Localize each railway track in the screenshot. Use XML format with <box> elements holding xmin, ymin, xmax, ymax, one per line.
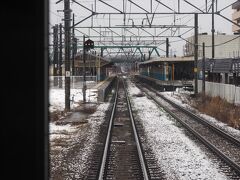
<box><xmin>135</xmin><ymin>80</ymin><xmax>240</xmax><ymax>178</ymax></box>
<box><xmin>88</xmin><ymin>77</ymin><xmax>166</xmax><ymax>179</ymax></box>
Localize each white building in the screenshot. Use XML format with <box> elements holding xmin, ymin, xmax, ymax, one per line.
<box><xmin>184</xmin><ymin>33</ymin><xmax>240</xmax><ymax>58</ymax></box>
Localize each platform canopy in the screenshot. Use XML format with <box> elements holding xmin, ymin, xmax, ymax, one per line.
<box><xmin>138</xmin><ymin>56</ymin><xmax>195</xmax><ymax>65</ymax></box>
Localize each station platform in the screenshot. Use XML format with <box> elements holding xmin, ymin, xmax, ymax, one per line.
<box><xmin>135</xmin><ymin>74</ymin><xmax>193</xmax><ymax>91</ymax></box>
<box><xmin>94</xmin><ymin>76</ymin><xmax>117</xmax><ymax>102</ymax></box>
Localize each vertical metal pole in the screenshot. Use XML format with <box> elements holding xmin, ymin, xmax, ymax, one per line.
<box><xmin>194</xmin><ymin>13</ymin><xmax>198</xmax><ymax>95</ymax></box>
<box><xmin>178</xmin><ymin>0</ymin><xmax>180</xmax><ymax>13</ymax></box>
<box><xmin>215</xmin><ymin>0</ymin><xmax>217</xmax><ymax>12</ymax></box>
<box><xmin>53</xmin><ymin>24</ymin><xmax>59</xmax><ymax>86</ymax></box>
<box><xmin>166</xmin><ymin>38</ymin><xmax>169</xmax><ymax>57</ymax></box>
<box><xmin>64</xmin><ymin>0</ymin><xmax>71</xmax><ymax>111</ymax></box>
<box><xmin>151</xmin><ymin>0</ymin><xmax>152</xmax><ymax>13</ymax></box>
<box><xmin>172</xmin><ymin>64</ymin><xmax>174</xmax><ymax>81</ymax></box>
<box><xmin>212</xmin><ymin>0</ymin><xmax>215</xmax><ymax>59</ymax></box>
<box><xmin>72</xmin><ymin>13</ymin><xmax>75</xmax><ymax>76</ymax></box>
<box><xmin>202</xmin><ymin>42</ymin><xmax>205</xmax><ymax>97</ymax></box>
<box><xmin>101</xmin><ymin>47</ymin><xmax>103</xmax><ymax>57</ymax></box>
<box><xmin>83</xmin><ymin>35</ymin><xmax>86</xmax><ymax>103</ymax></box>
<box><xmin>95</xmin><ymin>0</ymin><xmax>97</xmax><ymax>12</ymax></box>
<box><xmin>98</xmin><ymin>55</ymin><xmax>100</xmax><ymax>81</ymax></box>
<box><xmin>59</xmin><ymin>23</ymin><xmax>63</xmax><ymax>88</ymax></box>
<box><xmin>206</xmin><ymin>0</ymin><xmax>207</xmax><ymax>12</ymax></box>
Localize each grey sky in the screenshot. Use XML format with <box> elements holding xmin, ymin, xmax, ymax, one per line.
<box><xmin>50</xmin><ymin>0</ymin><xmax>237</xmax><ymax>56</ymax></box>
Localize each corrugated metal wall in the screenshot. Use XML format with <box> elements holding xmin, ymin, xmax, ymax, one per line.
<box><xmin>198</xmin><ymin>80</ymin><xmax>240</xmax><ymax>105</ymax></box>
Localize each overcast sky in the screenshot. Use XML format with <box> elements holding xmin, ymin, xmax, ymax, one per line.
<box><xmin>50</xmin><ymin>0</ymin><xmax>237</xmax><ymax>56</ymax></box>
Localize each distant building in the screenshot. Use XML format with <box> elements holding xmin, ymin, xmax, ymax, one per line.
<box><xmin>232</xmin><ymin>1</ymin><xmax>240</xmax><ymax>33</ymax></box>
<box><xmin>184</xmin><ymin>33</ymin><xmax>240</xmax><ymax>58</ymax></box>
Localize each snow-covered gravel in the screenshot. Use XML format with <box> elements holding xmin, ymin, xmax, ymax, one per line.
<box><xmin>49</xmin><ymin>88</ymin><xmax>97</xmax><ymax>112</ymax></box>
<box><xmin>50</xmin><ymin>102</ymin><xmax>110</xmax><ymax>179</ymax></box>
<box><xmin>49</xmin><ymin>77</ymin><xmax>239</xmax><ymax>179</ymax></box>
<box><xmin>160</xmin><ymin>90</ymin><xmax>240</xmax><ymax>140</ymax></box>
<box><xmin>127</xmin><ymin>80</ymin><xmax>229</xmax><ymax>180</ymax></box>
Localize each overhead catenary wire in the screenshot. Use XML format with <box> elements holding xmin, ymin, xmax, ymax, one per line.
<box><xmin>178</xmin><ymin>35</ymin><xmax>240</xmax><ymax>48</ymax></box>
<box><xmin>52</xmin><ymin>0</ymin><xmax>239</xmax><ymax>58</ymax></box>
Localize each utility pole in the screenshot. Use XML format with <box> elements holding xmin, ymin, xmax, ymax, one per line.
<box><xmin>100</xmin><ymin>48</ymin><xmax>104</xmax><ymax>57</ymax></box>
<box><xmin>53</xmin><ymin>24</ymin><xmax>59</xmax><ymax>86</ymax></box>
<box><xmin>194</xmin><ymin>13</ymin><xmax>198</xmax><ymax>95</ymax></box>
<box><xmin>202</xmin><ymin>42</ymin><xmax>205</xmax><ymax>99</ymax></box>
<box><xmin>72</xmin><ymin>13</ymin><xmax>75</xmax><ymax>76</ymax></box>
<box><xmin>83</xmin><ymin>35</ymin><xmax>87</xmax><ymax>103</ymax></box>
<box><xmin>59</xmin><ymin>23</ymin><xmax>63</xmax><ymax>88</ymax></box>
<box><xmin>166</xmin><ymin>38</ymin><xmax>169</xmax><ymax>57</ymax></box>
<box><xmin>212</xmin><ymin>0</ymin><xmax>215</xmax><ymax>59</ymax></box>
<box><xmin>64</xmin><ymin>0</ymin><xmax>71</xmax><ymax>111</ymax></box>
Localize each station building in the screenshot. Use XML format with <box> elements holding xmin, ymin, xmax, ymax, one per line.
<box><xmin>74</xmin><ymin>51</ymin><xmax>116</xmax><ymax>81</ymax></box>
<box><xmin>198</xmin><ymin>57</ymin><xmax>240</xmax><ymax>86</ymax></box>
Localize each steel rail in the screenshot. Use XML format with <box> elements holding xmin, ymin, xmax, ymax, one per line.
<box><xmin>159</xmin><ymin>92</ymin><xmax>240</xmax><ymax>147</ymax></box>
<box><xmin>136</xmin><ymin>83</ymin><xmax>240</xmax><ymax>175</ymax></box>
<box><xmin>123</xmin><ymin>79</ymin><xmax>150</xmax><ymax>180</ymax></box>
<box><xmin>98</xmin><ymin>79</ymin><xmax>119</xmax><ymax>180</ymax></box>
<box><xmin>147</xmin><ymin>84</ymin><xmax>240</xmax><ymax>147</ymax></box>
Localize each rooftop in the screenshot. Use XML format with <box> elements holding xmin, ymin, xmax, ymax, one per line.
<box><xmin>138</xmin><ymin>56</ymin><xmax>194</xmax><ymax>65</ymax></box>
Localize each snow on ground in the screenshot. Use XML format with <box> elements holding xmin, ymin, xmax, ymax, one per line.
<box><xmin>49</xmin><ymin>81</ymin><xmax>111</xmax><ymax>178</ymax></box>
<box><xmin>50</xmin><ymin>101</ymin><xmax>110</xmax><ymax>179</ymax></box>
<box><xmin>49</xmin><ymin>88</ymin><xmax>97</xmax><ymax>112</ymax></box>
<box><xmin>49</xmin><ymin>123</ymin><xmax>78</xmax><ymax>141</ymax></box>
<box><xmin>160</xmin><ymin>89</ymin><xmax>194</xmax><ymax>110</ymax></box>
<box><xmin>127</xmin><ymin>80</ymin><xmax>229</xmax><ymax>180</ymax></box>
<box><xmin>198</xmin><ymin>113</ymin><xmax>240</xmax><ymax>139</ymax></box>
<box><xmin>160</xmin><ymin>89</ymin><xmax>240</xmax><ymax>139</ymax></box>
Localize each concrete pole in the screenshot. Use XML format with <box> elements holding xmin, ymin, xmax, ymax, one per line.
<box><xmin>59</xmin><ymin>23</ymin><xmax>63</xmax><ymax>88</ymax></box>
<box><xmin>83</xmin><ymin>35</ymin><xmax>86</xmax><ymax>103</ymax></box>
<box><xmin>72</xmin><ymin>13</ymin><xmax>75</xmax><ymax>76</ymax></box>
<box><xmin>202</xmin><ymin>42</ymin><xmax>205</xmax><ymax>97</ymax></box>
<box><xmin>194</xmin><ymin>13</ymin><xmax>199</xmax><ymax>95</ymax></box>
<box><xmin>166</xmin><ymin>38</ymin><xmax>169</xmax><ymax>58</ymax></box>
<box><xmin>212</xmin><ymin>0</ymin><xmax>215</xmax><ymax>59</ymax></box>
<box><xmin>53</xmin><ymin>24</ymin><xmax>59</xmax><ymax>86</ymax></box>
<box><xmin>64</xmin><ymin>0</ymin><xmax>71</xmax><ymax>111</ymax></box>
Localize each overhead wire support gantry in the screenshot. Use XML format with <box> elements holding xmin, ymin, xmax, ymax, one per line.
<box><xmin>53</xmin><ymin>0</ymin><xmax>240</xmax><ymax>110</ymax></box>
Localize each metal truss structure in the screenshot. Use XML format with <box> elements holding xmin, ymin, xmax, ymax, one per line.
<box><xmin>55</xmin><ymin>0</ymin><xmax>238</xmax><ymax>61</ymax></box>
<box><xmin>52</xmin><ymin>0</ymin><xmax>240</xmax><ymax>110</ymax></box>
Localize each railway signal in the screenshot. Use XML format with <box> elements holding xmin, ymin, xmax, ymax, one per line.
<box><xmin>83</xmin><ymin>36</ymin><xmax>94</xmax><ymax>103</ymax></box>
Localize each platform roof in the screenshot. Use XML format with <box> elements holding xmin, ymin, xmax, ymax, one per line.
<box><xmin>138</xmin><ymin>56</ymin><xmax>195</xmax><ymax>65</ymax></box>
<box><xmin>75</xmin><ymin>53</ymin><xmax>113</xmax><ymax>67</ymax></box>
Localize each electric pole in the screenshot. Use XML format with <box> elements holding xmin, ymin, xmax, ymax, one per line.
<box><xmin>202</xmin><ymin>42</ymin><xmax>205</xmax><ymax>99</ymax></box>
<box><xmin>72</xmin><ymin>13</ymin><xmax>75</xmax><ymax>76</ymax></box>
<box><xmin>212</xmin><ymin>0</ymin><xmax>215</xmax><ymax>59</ymax></box>
<box><xmin>53</xmin><ymin>24</ymin><xmax>59</xmax><ymax>86</ymax></box>
<box><xmin>59</xmin><ymin>23</ymin><xmax>63</xmax><ymax>88</ymax></box>
<box><xmin>64</xmin><ymin>0</ymin><xmax>71</xmax><ymax>111</ymax></box>
<box><xmin>194</xmin><ymin>13</ymin><xmax>198</xmax><ymax>95</ymax></box>
<box><xmin>83</xmin><ymin>35</ymin><xmax>86</xmax><ymax>103</ymax></box>
<box><xmin>166</xmin><ymin>38</ymin><xmax>169</xmax><ymax>57</ymax></box>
